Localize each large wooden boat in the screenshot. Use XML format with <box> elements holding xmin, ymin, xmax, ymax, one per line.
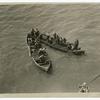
<box><xmin>40</xmin><ymin>34</ymin><xmax>85</xmax><ymax>55</ymax></box>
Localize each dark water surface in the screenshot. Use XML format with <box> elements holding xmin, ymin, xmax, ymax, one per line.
<box><xmin>0</xmin><ymin>4</ymin><xmax>100</xmax><ymax>93</ymax></box>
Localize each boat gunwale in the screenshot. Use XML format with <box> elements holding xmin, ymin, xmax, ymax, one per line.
<box><xmin>40</xmin><ymin>39</ymin><xmax>85</xmax><ymax>55</ymax></box>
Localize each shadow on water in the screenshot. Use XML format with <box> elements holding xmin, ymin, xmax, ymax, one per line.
<box><xmin>47</xmin><ymin>62</ymin><xmax>53</xmax><ymax>74</ymax></box>
<box><xmin>31</xmin><ymin>60</ymin><xmax>53</xmax><ymax>75</ymax></box>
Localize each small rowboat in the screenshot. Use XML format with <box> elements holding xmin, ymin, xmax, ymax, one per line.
<box><xmin>40</xmin><ymin>34</ymin><xmax>85</xmax><ymax>56</ymax></box>
<box><xmin>27</xmin><ymin>46</ymin><xmax>51</xmax><ymax>72</ymax></box>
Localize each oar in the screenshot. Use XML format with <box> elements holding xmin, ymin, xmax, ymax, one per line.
<box><xmin>27</xmin><ymin>46</ymin><xmax>31</xmax><ymax>57</ymax></box>
<box><xmin>87</xmin><ymin>74</ymin><xmax>100</xmax><ymax>85</ymax></box>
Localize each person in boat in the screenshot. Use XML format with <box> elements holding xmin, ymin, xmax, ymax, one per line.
<box><xmin>27</xmin><ymin>28</ymin><xmax>36</xmax><ymax>44</ymax></box>
<box><xmin>57</xmin><ymin>37</ymin><xmax>60</xmax><ymax>44</ymax></box>
<box><xmin>48</xmin><ymin>37</ymin><xmax>53</xmax><ymax>44</ymax></box>
<box><xmin>37</xmin><ymin>47</ymin><xmax>48</xmax><ymax>64</ymax></box>
<box><xmin>39</xmin><ymin>34</ymin><xmax>43</xmax><ymax>39</ymax></box>
<box><xmin>34</xmin><ymin>40</ymin><xmax>42</xmax><ymax>50</ymax></box>
<box><xmin>59</xmin><ymin>37</ymin><xmax>61</xmax><ymax>44</ymax></box>
<box><xmin>63</xmin><ymin>38</ymin><xmax>67</xmax><ymax>44</ymax></box>
<box><xmin>30</xmin><ymin>45</ymin><xmax>35</xmax><ymax>56</ymax></box>
<box><xmin>35</xmin><ymin>28</ymin><xmax>40</xmax><ymax>37</ymax></box>
<box><xmin>38</xmin><ymin>54</ymin><xmax>47</xmax><ymax>64</ymax></box>
<box><xmin>79</xmin><ymin>82</ymin><xmax>89</xmax><ymax>93</ymax></box>
<box><xmin>53</xmin><ymin>34</ymin><xmax>59</xmax><ymax>44</ymax></box>
<box><xmin>29</xmin><ymin>40</ymin><xmax>41</xmax><ymax>56</ymax></box>
<box><xmin>60</xmin><ymin>37</ymin><xmax>64</xmax><ymax>45</ymax></box>
<box><xmin>60</xmin><ymin>37</ymin><xmax>67</xmax><ymax>45</ymax></box>
<box><xmin>31</xmin><ymin>28</ymin><xmax>35</xmax><ymax>37</ymax></box>
<box><xmin>53</xmin><ymin>33</ymin><xmax>57</xmax><ymax>39</ymax></box>
<box><xmin>27</xmin><ymin>33</ymin><xmax>33</xmax><ymax>46</ymax></box>
<box><xmin>56</xmin><ymin>35</ymin><xmax>60</xmax><ymax>44</ymax></box>
<box><xmin>38</xmin><ymin>48</ymin><xmax>47</xmax><ymax>56</ymax></box>
<box><xmin>67</xmin><ymin>43</ymin><xmax>72</xmax><ymax>50</ymax></box>
<box><xmin>47</xmin><ymin>35</ymin><xmax>50</xmax><ymax>40</ymax></box>
<box><xmin>73</xmin><ymin>39</ymin><xmax>79</xmax><ymax>50</ymax></box>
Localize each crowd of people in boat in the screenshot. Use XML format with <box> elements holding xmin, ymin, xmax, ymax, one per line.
<box><xmin>27</xmin><ymin>28</ymin><xmax>49</xmax><ymax>64</ymax></box>
<box><xmin>44</xmin><ymin>32</ymin><xmax>80</xmax><ymax>51</ymax></box>
<box><xmin>27</xmin><ymin>28</ymin><xmax>83</xmax><ymax>64</ymax></box>
<box><xmin>27</xmin><ymin>28</ymin><xmax>81</xmax><ymax>52</ymax></box>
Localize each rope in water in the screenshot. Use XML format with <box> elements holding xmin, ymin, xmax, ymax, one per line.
<box><xmin>88</xmin><ymin>74</ymin><xmax>100</xmax><ymax>85</ymax></box>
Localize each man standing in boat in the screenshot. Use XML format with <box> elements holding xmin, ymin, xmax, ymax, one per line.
<box><xmin>73</xmin><ymin>39</ymin><xmax>80</xmax><ymax>50</ymax></box>
<box><xmin>27</xmin><ymin>28</ymin><xmax>37</xmax><ymax>45</ymax></box>
<box><xmin>53</xmin><ymin>33</ymin><xmax>57</xmax><ymax>39</ymax></box>
<box><xmin>35</xmin><ymin>28</ymin><xmax>40</xmax><ymax>37</ymax></box>
<box><xmin>31</xmin><ymin>28</ymin><xmax>35</xmax><ymax>37</ymax></box>
<box><xmin>27</xmin><ymin>32</ymin><xmax>33</xmax><ymax>46</ymax></box>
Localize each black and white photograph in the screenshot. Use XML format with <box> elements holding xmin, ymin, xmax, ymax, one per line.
<box><xmin>0</xmin><ymin>3</ymin><xmax>100</xmax><ymax>95</ymax></box>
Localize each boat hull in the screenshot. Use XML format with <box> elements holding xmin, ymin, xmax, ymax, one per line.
<box><xmin>27</xmin><ymin>46</ymin><xmax>51</xmax><ymax>72</ymax></box>
<box><xmin>40</xmin><ymin>34</ymin><xmax>85</xmax><ymax>56</ymax></box>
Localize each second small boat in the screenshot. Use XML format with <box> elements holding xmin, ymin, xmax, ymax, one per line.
<box><xmin>27</xmin><ymin>44</ymin><xmax>51</xmax><ymax>72</ymax></box>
